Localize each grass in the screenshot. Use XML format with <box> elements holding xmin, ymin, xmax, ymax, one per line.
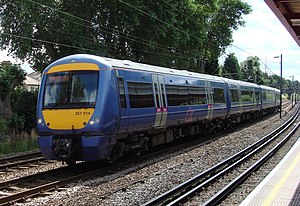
<box><xmin>0</xmin><ymin>130</ymin><xmax>38</xmax><ymax>157</ymax></box>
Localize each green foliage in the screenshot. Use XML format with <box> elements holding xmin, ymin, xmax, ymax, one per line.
<box><xmin>223</xmin><ymin>53</ymin><xmax>241</xmax><ymax>80</ymax></box>
<box><xmin>0</xmin><ymin>0</ymin><xmax>251</xmax><ymax>73</ymax></box>
<box><xmin>11</xmin><ymin>87</ymin><xmax>38</xmax><ymax>132</ymax></box>
<box><xmin>282</xmin><ymin>93</ymin><xmax>289</xmax><ymax>100</ymax></box>
<box><xmin>0</xmin><ymin>133</ymin><xmax>38</xmax><ymax>156</ymax></box>
<box><xmin>240</xmin><ymin>56</ymin><xmax>261</xmax><ymax>83</ymax></box>
<box><xmin>241</xmin><ymin>94</ymin><xmax>253</xmax><ymax>102</ymax></box>
<box><xmin>0</xmin><ymin>64</ymin><xmax>26</xmax><ymax>99</ymax></box>
<box><xmin>8</xmin><ymin>112</ymin><xmax>25</xmax><ymax>132</ymax></box>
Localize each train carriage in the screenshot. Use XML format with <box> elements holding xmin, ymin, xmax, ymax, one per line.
<box><xmin>36</xmin><ymin>54</ymin><xmax>279</xmax><ymax>163</ymax></box>
<box><xmin>260</xmin><ymin>85</ymin><xmax>280</xmax><ymax>113</ymax></box>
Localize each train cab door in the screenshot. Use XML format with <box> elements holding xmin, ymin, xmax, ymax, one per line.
<box><xmin>116</xmin><ymin>70</ymin><xmax>130</xmax><ymax>133</ymax></box>
<box><xmin>205</xmin><ymin>81</ymin><xmax>213</xmax><ymax>119</ymax></box>
<box><xmin>152</xmin><ymin>74</ymin><xmax>168</xmax><ymax>128</ymax></box>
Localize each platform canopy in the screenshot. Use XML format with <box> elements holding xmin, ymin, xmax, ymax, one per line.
<box><xmin>265</xmin><ymin>0</ymin><xmax>300</xmax><ymax>46</ymax></box>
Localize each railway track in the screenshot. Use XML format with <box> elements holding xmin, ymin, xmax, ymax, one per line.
<box><xmin>0</xmin><ymin>152</ymin><xmax>46</xmax><ymax>173</ymax></box>
<box><xmin>143</xmin><ymin>105</ymin><xmax>300</xmax><ymax>206</ymax></box>
<box><xmin>0</xmin><ymin>102</ymin><xmax>295</xmax><ymax>205</ymax></box>
<box><xmin>0</xmin><ymin>161</ymin><xmax>105</xmax><ymax>205</ymax></box>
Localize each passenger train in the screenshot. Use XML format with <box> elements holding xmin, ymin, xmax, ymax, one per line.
<box><xmin>36</xmin><ymin>54</ymin><xmax>280</xmax><ymax>164</ymax></box>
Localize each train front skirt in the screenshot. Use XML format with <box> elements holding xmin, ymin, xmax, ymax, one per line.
<box><xmin>37</xmin><ymin>135</ymin><xmax>116</xmax><ymax>161</ymax></box>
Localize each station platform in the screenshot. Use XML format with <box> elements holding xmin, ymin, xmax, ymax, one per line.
<box><xmin>240</xmin><ymin>138</ymin><xmax>300</xmax><ymax>206</ymax></box>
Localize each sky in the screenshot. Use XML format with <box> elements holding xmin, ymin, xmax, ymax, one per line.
<box><xmin>221</xmin><ymin>0</ymin><xmax>300</xmax><ymax>82</ymax></box>
<box><xmin>0</xmin><ymin>0</ymin><xmax>300</xmax><ymax>81</ymax></box>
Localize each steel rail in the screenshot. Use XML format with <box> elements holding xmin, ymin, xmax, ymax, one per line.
<box><xmin>0</xmin><ymin>151</ymin><xmax>42</xmax><ymax>164</ymax></box>
<box><xmin>203</xmin><ymin>121</ymin><xmax>300</xmax><ymax>205</ymax></box>
<box><xmin>0</xmin><ymin>157</ymin><xmax>45</xmax><ymax>171</ymax></box>
<box><xmin>0</xmin><ymin>166</ymin><xmax>70</xmax><ymax>190</ymax></box>
<box><xmin>0</xmin><ymin>168</ymin><xmax>105</xmax><ymax>205</ymax></box>
<box><xmin>143</xmin><ymin>105</ymin><xmax>299</xmax><ymax>206</ymax></box>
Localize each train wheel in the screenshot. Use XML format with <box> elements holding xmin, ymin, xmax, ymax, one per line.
<box><xmin>109</xmin><ymin>142</ymin><xmax>126</xmax><ymax>163</ymax></box>
<box><xmin>65</xmin><ymin>161</ymin><xmax>76</xmax><ymax>166</ymax></box>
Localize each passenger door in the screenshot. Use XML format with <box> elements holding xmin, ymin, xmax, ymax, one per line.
<box><xmin>116</xmin><ymin>70</ymin><xmax>130</xmax><ymax>134</ymax></box>
<box><xmin>152</xmin><ymin>74</ymin><xmax>168</xmax><ymax>127</ymax></box>
<box><xmin>205</xmin><ymin>81</ymin><xmax>213</xmax><ymax>119</ymax></box>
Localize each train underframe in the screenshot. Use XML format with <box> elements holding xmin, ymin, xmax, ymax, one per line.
<box><xmin>110</xmin><ymin>107</ymin><xmax>278</xmax><ymax>162</ymax></box>
<box><xmin>41</xmin><ymin>107</ymin><xmax>278</xmax><ymax>165</ymax></box>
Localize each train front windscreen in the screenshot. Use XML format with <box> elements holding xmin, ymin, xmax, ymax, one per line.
<box><xmin>43</xmin><ymin>71</ymin><xmax>99</xmax><ymax>109</ymax></box>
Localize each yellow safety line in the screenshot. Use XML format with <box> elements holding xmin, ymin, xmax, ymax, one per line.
<box><xmin>262</xmin><ymin>147</ymin><xmax>300</xmax><ymax>206</ymax></box>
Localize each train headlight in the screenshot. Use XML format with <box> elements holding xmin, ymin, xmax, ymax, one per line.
<box><xmin>38</xmin><ymin>118</ymin><xmax>43</xmax><ymax>124</ymax></box>
<box><xmin>93</xmin><ymin>117</ymin><xmax>100</xmax><ymax>124</ymax></box>
<box><xmin>89</xmin><ymin>117</ymin><xmax>100</xmax><ymax>126</ymax></box>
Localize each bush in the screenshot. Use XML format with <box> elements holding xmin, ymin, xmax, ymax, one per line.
<box><xmin>0</xmin><ymin>131</ymin><xmax>38</xmax><ymax>156</ymax></box>
<box><xmin>11</xmin><ymin>87</ymin><xmax>38</xmax><ymax>132</ymax></box>
<box><xmin>9</xmin><ymin>112</ymin><xmax>25</xmax><ymax>132</ymax></box>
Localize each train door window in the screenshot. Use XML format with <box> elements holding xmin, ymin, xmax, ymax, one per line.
<box><xmin>212</xmin><ymin>88</ymin><xmax>225</xmax><ymax>103</ymax></box>
<box><xmin>255</xmin><ymin>90</ymin><xmax>260</xmax><ymax>103</ymax></box>
<box><xmin>128</xmin><ymin>82</ymin><xmax>154</xmax><ymax>108</ymax></box>
<box><xmin>160</xmin><ymin>83</ymin><xmax>167</xmax><ymax>107</ymax></box>
<box><xmin>118</xmin><ymin>78</ymin><xmax>127</xmax><ymax>109</ymax></box>
<box><xmin>154</xmin><ymin>83</ymin><xmax>159</xmax><ymax>107</ymax></box>
<box><xmin>229</xmin><ymin>89</ymin><xmax>239</xmax><ymax>102</ymax></box>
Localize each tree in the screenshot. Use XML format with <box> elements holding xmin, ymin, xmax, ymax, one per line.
<box><xmin>0</xmin><ymin>63</ymin><xmax>26</xmax><ymax>119</ymax></box>
<box><xmin>223</xmin><ymin>53</ymin><xmax>241</xmax><ymax>80</ymax></box>
<box><xmin>240</xmin><ymin>56</ymin><xmax>263</xmax><ymax>83</ymax></box>
<box><xmin>203</xmin><ymin>0</ymin><xmax>251</xmax><ymax>71</ymax></box>
<box><xmin>0</xmin><ymin>0</ymin><xmax>251</xmax><ymax>73</ymax></box>
<box><xmin>11</xmin><ymin>87</ymin><xmax>38</xmax><ymax>132</ymax></box>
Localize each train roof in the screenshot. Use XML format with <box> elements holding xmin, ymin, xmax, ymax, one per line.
<box><xmin>49</xmin><ymin>54</ymin><xmax>279</xmax><ymax>92</ymax></box>
<box><xmin>221</xmin><ymin>77</ymin><xmax>260</xmax><ymax>88</ymax></box>
<box><xmin>260</xmin><ymin>84</ymin><xmax>280</xmax><ymax>92</ymax></box>
<box><xmin>105</xmin><ymin>57</ymin><xmax>225</xmax><ymax>82</ymax></box>
<box><xmin>60</xmin><ymin>54</ymin><xmax>225</xmax><ymax>83</ymax></box>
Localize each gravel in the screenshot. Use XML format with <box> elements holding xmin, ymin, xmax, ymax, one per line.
<box><xmin>0</xmin><ymin>161</ymin><xmax>64</xmax><ymax>182</ymax></box>
<box><xmin>12</xmin><ymin>105</ymin><xmax>296</xmax><ymax>206</ymax></box>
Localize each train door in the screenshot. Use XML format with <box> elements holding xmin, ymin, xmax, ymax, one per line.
<box><xmin>152</xmin><ymin>74</ymin><xmax>168</xmax><ymax>127</ymax></box>
<box><xmin>205</xmin><ymin>81</ymin><xmax>213</xmax><ymax>119</ymax></box>
<box><xmin>116</xmin><ymin>70</ymin><xmax>130</xmax><ymax>133</ymax></box>
<box><xmin>237</xmin><ymin>84</ymin><xmax>242</xmax><ymax>113</ymax></box>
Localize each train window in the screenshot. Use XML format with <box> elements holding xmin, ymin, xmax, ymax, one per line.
<box><xmin>154</xmin><ymin>83</ymin><xmax>159</xmax><ymax>107</ymax></box>
<box><xmin>229</xmin><ymin>89</ymin><xmax>239</xmax><ymax>102</ymax></box>
<box><xmin>160</xmin><ymin>84</ymin><xmax>167</xmax><ymax>107</ymax></box>
<box><xmin>166</xmin><ymin>85</ymin><xmax>206</xmax><ymax>106</ymax></box>
<box><xmin>166</xmin><ymin>85</ymin><xmax>188</xmax><ymax>106</ymax></box>
<box><xmin>70</xmin><ymin>72</ymin><xmax>98</xmax><ymax>103</ymax></box>
<box><xmin>44</xmin><ymin>72</ymin><xmax>69</xmax><ymax>106</ymax></box>
<box><xmin>118</xmin><ymin>78</ymin><xmax>127</xmax><ymax>109</ymax></box>
<box><xmin>262</xmin><ymin>90</ymin><xmax>275</xmax><ymax>101</ymax></box>
<box><xmin>188</xmin><ymin>87</ymin><xmax>206</xmax><ymax>105</ymax></box>
<box><xmin>262</xmin><ymin>91</ymin><xmax>267</xmax><ymax>100</ymax></box>
<box><xmin>127</xmin><ymin>82</ymin><xmax>154</xmax><ymax>108</ymax></box>
<box><xmin>241</xmin><ymin>90</ymin><xmax>255</xmax><ymax>102</ymax></box>
<box><xmin>255</xmin><ymin>91</ymin><xmax>260</xmax><ymax>103</ymax></box>
<box><xmin>212</xmin><ymin>88</ymin><xmax>225</xmax><ymax>104</ymax></box>
<box><xmin>43</xmin><ymin>71</ymin><xmax>98</xmax><ymax>108</ymax></box>
<box><xmin>267</xmin><ymin>91</ymin><xmax>275</xmax><ymax>101</ymax></box>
